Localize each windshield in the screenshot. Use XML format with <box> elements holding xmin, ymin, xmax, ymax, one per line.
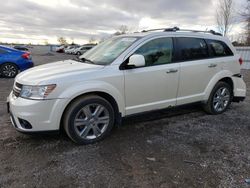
<box><xmin>79</xmin><ymin>37</ymin><xmax>139</xmax><ymax>65</ymax></box>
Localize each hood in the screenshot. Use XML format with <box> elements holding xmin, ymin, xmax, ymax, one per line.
<box><xmin>16</xmin><ymin>59</ymin><xmax>104</xmax><ymax>85</ymax></box>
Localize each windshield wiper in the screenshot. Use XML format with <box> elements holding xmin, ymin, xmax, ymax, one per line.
<box><xmin>81</xmin><ymin>57</ymin><xmax>95</xmax><ymax>64</ymax></box>
<box><xmin>72</xmin><ymin>57</ymin><xmax>95</xmax><ymax>64</ymax></box>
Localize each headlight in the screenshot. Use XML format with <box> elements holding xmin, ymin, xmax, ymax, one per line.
<box><xmin>20</xmin><ymin>84</ymin><xmax>56</xmax><ymax>100</ymax></box>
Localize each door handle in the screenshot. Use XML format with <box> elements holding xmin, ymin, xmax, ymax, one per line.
<box><xmin>208</xmin><ymin>64</ymin><xmax>217</xmax><ymax>68</ymax></box>
<box><xmin>166</xmin><ymin>69</ymin><xmax>178</xmax><ymax>73</ymax></box>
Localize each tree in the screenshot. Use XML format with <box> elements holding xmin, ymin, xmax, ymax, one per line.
<box><xmin>89</xmin><ymin>36</ymin><xmax>96</xmax><ymax>44</ymax></box>
<box><xmin>57</xmin><ymin>37</ymin><xmax>68</xmax><ymax>45</ymax></box>
<box><xmin>114</xmin><ymin>25</ymin><xmax>129</xmax><ymax>35</ymax></box>
<box><xmin>216</xmin><ymin>0</ymin><xmax>234</xmax><ymax>36</ymax></box>
<box><xmin>71</xmin><ymin>37</ymin><xmax>75</xmax><ymax>45</ymax></box>
<box><xmin>240</xmin><ymin>0</ymin><xmax>250</xmax><ymax>45</ymax></box>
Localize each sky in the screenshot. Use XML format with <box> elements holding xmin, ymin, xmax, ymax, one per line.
<box><xmin>0</xmin><ymin>0</ymin><xmax>247</xmax><ymax>44</ymax></box>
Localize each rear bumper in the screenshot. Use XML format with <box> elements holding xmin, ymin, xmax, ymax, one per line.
<box><xmin>232</xmin><ymin>76</ymin><xmax>247</xmax><ymax>98</ymax></box>
<box><xmin>18</xmin><ymin>60</ymin><xmax>34</xmax><ymax>71</ymax></box>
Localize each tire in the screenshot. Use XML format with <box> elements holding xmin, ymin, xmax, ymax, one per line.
<box><xmin>63</xmin><ymin>95</ymin><xmax>115</xmax><ymax>144</ymax></box>
<box><xmin>76</xmin><ymin>51</ymin><xmax>81</xmax><ymax>56</ymax></box>
<box><xmin>0</xmin><ymin>63</ymin><xmax>19</xmax><ymax>78</ymax></box>
<box><xmin>203</xmin><ymin>81</ymin><xmax>233</xmax><ymax>115</ymax></box>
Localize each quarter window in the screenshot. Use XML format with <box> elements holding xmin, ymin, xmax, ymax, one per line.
<box><xmin>134</xmin><ymin>38</ymin><xmax>173</xmax><ymax>66</ymax></box>
<box><xmin>176</xmin><ymin>37</ymin><xmax>209</xmax><ymax>61</ymax></box>
<box><xmin>207</xmin><ymin>40</ymin><xmax>233</xmax><ymax>57</ymax></box>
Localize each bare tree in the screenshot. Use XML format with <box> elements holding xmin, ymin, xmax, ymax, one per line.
<box><xmin>240</xmin><ymin>0</ymin><xmax>250</xmax><ymax>45</ymax></box>
<box><xmin>71</xmin><ymin>37</ymin><xmax>75</xmax><ymax>45</ymax></box>
<box><xmin>216</xmin><ymin>0</ymin><xmax>234</xmax><ymax>36</ymax></box>
<box><xmin>57</xmin><ymin>37</ymin><xmax>68</xmax><ymax>45</ymax></box>
<box><xmin>89</xmin><ymin>36</ymin><xmax>96</xmax><ymax>44</ymax></box>
<box><xmin>114</xmin><ymin>25</ymin><xmax>129</xmax><ymax>35</ymax></box>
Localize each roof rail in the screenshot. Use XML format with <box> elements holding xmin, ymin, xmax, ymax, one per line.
<box><xmin>141</xmin><ymin>27</ymin><xmax>223</xmax><ymax>36</ymax></box>
<box><xmin>141</xmin><ymin>27</ymin><xmax>180</xmax><ymax>32</ymax></box>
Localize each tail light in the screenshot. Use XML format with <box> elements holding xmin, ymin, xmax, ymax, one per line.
<box><xmin>21</xmin><ymin>52</ymin><xmax>30</xmax><ymax>59</ymax></box>
<box><xmin>239</xmin><ymin>57</ymin><xmax>243</xmax><ymax>65</ymax></box>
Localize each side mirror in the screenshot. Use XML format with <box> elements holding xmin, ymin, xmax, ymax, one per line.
<box><xmin>127</xmin><ymin>54</ymin><xmax>145</xmax><ymax>68</ymax></box>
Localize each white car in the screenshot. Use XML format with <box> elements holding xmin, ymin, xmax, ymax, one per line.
<box><xmin>63</xmin><ymin>46</ymin><xmax>71</xmax><ymax>54</ymax></box>
<box><xmin>74</xmin><ymin>45</ymin><xmax>95</xmax><ymax>55</ymax></box>
<box><xmin>7</xmin><ymin>27</ymin><xmax>246</xmax><ymax>144</ymax></box>
<box><xmin>67</xmin><ymin>46</ymin><xmax>79</xmax><ymax>54</ymax></box>
<box><xmin>64</xmin><ymin>46</ymin><xmax>79</xmax><ymax>54</ymax></box>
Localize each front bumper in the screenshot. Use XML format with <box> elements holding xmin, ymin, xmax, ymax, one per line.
<box><xmin>8</xmin><ymin>92</ymin><xmax>68</xmax><ymax>132</ymax></box>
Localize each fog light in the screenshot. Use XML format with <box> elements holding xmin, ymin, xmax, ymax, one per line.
<box><xmin>18</xmin><ymin>118</ymin><xmax>32</xmax><ymax>129</ymax></box>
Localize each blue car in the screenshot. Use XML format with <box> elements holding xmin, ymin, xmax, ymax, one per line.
<box><xmin>0</xmin><ymin>45</ymin><xmax>34</xmax><ymax>78</ymax></box>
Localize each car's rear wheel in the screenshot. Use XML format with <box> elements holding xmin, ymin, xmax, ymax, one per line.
<box><xmin>63</xmin><ymin>95</ymin><xmax>115</xmax><ymax>144</ymax></box>
<box><xmin>0</xmin><ymin>63</ymin><xmax>19</xmax><ymax>78</ymax></box>
<box><xmin>203</xmin><ymin>81</ymin><xmax>232</xmax><ymax>114</ymax></box>
<box><xmin>76</xmin><ymin>51</ymin><xmax>81</xmax><ymax>56</ymax></box>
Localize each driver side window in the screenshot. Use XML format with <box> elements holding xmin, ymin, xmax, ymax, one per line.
<box><xmin>134</xmin><ymin>38</ymin><xmax>173</xmax><ymax>67</ymax></box>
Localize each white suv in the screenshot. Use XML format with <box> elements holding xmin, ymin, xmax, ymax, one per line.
<box><xmin>7</xmin><ymin>28</ymin><xmax>246</xmax><ymax>144</ymax></box>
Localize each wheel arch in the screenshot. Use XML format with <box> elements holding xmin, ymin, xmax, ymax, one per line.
<box><xmin>204</xmin><ymin>70</ymin><xmax>235</xmax><ymax>101</ymax></box>
<box><xmin>60</xmin><ymin>91</ymin><xmax>122</xmax><ymax>131</ymax></box>
<box><xmin>218</xmin><ymin>77</ymin><xmax>234</xmax><ymax>92</ymax></box>
<box><xmin>0</xmin><ymin>62</ymin><xmax>20</xmax><ymax>69</ymax></box>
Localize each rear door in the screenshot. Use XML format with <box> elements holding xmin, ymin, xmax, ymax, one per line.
<box><xmin>123</xmin><ymin>37</ymin><xmax>180</xmax><ymax>115</ymax></box>
<box><xmin>206</xmin><ymin>39</ymin><xmax>236</xmax><ymax>73</ymax></box>
<box><xmin>176</xmin><ymin>37</ymin><xmax>221</xmax><ymax>105</ymax></box>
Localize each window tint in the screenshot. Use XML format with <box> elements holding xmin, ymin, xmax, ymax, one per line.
<box><xmin>207</xmin><ymin>40</ymin><xmax>233</xmax><ymax>57</ymax></box>
<box><xmin>177</xmin><ymin>37</ymin><xmax>209</xmax><ymax>61</ymax></box>
<box><xmin>134</xmin><ymin>38</ymin><xmax>173</xmax><ymax>66</ymax></box>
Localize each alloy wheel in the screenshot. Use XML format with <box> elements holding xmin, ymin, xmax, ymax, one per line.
<box><xmin>2</xmin><ymin>64</ymin><xmax>18</xmax><ymax>78</ymax></box>
<box><xmin>73</xmin><ymin>103</ymin><xmax>110</xmax><ymax>140</ymax></box>
<box><xmin>212</xmin><ymin>87</ymin><xmax>230</xmax><ymax>112</ymax></box>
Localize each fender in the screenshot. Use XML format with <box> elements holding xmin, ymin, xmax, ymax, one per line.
<box><xmin>57</xmin><ymin>80</ymin><xmax>125</xmax><ymax>116</ymax></box>
<box><xmin>203</xmin><ymin>70</ymin><xmax>233</xmax><ymax>101</ymax></box>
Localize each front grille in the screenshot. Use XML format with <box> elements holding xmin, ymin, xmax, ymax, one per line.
<box><xmin>13</xmin><ymin>82</ymin><xmax>22</xmax><ymax>97</ymax></box>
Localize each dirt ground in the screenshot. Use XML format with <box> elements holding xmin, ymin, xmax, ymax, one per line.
<box><xmin>0</xmin><ymin>47</ymin><xmax>250</xmax><ymax>188</ymax></box>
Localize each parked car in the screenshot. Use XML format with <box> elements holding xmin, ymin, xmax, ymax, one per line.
<box><xmin>65</xmin><ymin>45</ymin><xmax>80</xmax><ymax>54</ymax></box>
<box><xmin>13</xmin><ymin>46</ymin><xmax>29</xmax><ymax>52</ymax></box>
<box><xmin>64</xmin><ymin>46</ymin><xmax>74</xmax><ymax>54</ymax></box>
<box><xmin>56</xmin><ymin>45</ymin><xmax>66</xmax><ymax>53</ymax></box>
<box><xmin>0</xmin><ymin>45</ymin><xmax>33</xmax><ymax>78</ymax></box>
<box><xmin>74</xmin><ymin>44</ymin><xmax>96</xmax><ymax>55</ymax></box>
<box><xmin>7</xmin><ymin>27</ymin><xmax>246</xmax><ymax>144</ymax></box>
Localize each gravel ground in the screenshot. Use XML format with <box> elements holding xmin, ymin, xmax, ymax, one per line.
<box><xmin>0</xmin><ymin>47</ymin><xmax>250</xmax><ymax>188</ymax></box>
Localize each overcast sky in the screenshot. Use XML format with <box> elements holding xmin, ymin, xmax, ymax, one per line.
<box><xmin>0</xmin><ymin>0</ymin><xmax>247</xmax><ymax>44</ymax></box>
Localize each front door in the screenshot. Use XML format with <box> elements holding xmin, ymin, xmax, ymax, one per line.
<box><xmin>123</xmin><ymin>37</ymin><xmax>180</xmax><ymax>115</ymax></box>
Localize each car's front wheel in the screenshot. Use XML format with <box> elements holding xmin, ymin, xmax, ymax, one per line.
<box><xmin>63</xmin><ymin>95</ymin><xmax>115</xmax><ymax>144</ymax></box>
<box><xmin>203</xmin><ymin>81</ymin><xmax>232</xmax><ymax>114</ymax></box>
<box><xmin>76</xmin><ymin>51</ymin><xmax>81</xmax><ymax>56</ymax></box>
<box><xmin>0</xmin><ymin>63</ymin><xmax>19</xmax><ymax>78</ymax></box>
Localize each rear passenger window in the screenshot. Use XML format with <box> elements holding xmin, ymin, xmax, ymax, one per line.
<box><xmin>134</xmin><ymin>37</ymin><xmax>173</xmax><ymax>66</ymax></box>
<box><xmin>206</xmin><ymin>40</ymin><xmax>233</xmax><ymax>57</ymax></box>
<box><xmin>177</xmin><ymin>38</ymin><xmax>209</xmax><ymax>61</ymax></box>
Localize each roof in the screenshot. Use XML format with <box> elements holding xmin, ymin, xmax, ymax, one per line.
<box><xmin>0</xmin><ymin>45</ymin><xmax>19</xmax><ymax>52</ymax></box>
